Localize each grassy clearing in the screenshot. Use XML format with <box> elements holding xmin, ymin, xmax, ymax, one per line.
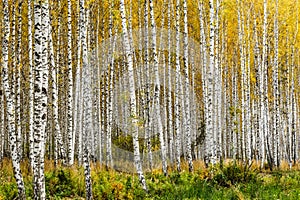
<box><xmin>1</xmin><ymin>159</ymin><xmax>300</xmax><ymax>199</ymax></box>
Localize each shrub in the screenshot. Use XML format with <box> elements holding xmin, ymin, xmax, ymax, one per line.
<box><xmin>45</xmin><ymin>168</ymin><xmax>79</xmax><ymax>198</ymax></box>
<box><xmin>211</xmin><ymin>162</ymin><xmax>259</xmax><ymax>187</ymax></box>
<box><xmin>0</xmin><ymin>182</ymin><xmax>18</xmax><ymax>200</ymax></box>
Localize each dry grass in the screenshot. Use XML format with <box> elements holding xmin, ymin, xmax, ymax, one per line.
<box><xmin>1</xmin><ymin>157</ymin><xmax>300</xmax><ymax>175</ymax></box>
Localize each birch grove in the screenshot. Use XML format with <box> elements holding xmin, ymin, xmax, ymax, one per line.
<box><xmin>0</xmin><ymin>0</ymin><xmax>300</xmax><ymax>198</ymax></box>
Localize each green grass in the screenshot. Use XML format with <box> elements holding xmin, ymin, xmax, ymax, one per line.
<box><xmin>1</xmin><ymin>159</ymin><xmax>300</xmax><ymax>199</ymax></box>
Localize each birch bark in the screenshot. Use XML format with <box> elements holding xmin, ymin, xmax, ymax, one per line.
<box><xmin>261</xmin><ymin>0</ymin><xmax>268</xmax><ymax>168</ymax></box>
<box><xmin>33</xmin><ymin>0</ymin><xmax>49</xmax><ymax>198</ymax></box>
<box><xmin>120</xmin><ymin>0</ymin><xmax>148</xmax><ymax>191</ymax></box>
<box><xmin>2</xmin><ymin>0</ymin><xmax>26</xmax><ymax>198</ymax></box>
<box><xmin>183</xmin><ymin>0</ymin><xmax>193</xmax><ymax>172</ymax></box>
<box><xmin>149</xmin><ymin>0</ymin><xmax>168</xmax><ymax>176</ymax></box>
<box><xmin>167</xmin><ymin>0</ymin><xmax>174</xmax><ymax>168</ymax></box>
<box><xmin>81</xmin><ymin>0</ymin><xmax>93</xmax><ymax>198</ymax></box>
<box><xmin>67</xmin><ymin>0</ymin><xmax>74</xmax><ymax>165</ymax></box>
<box><xmin>49</xmin><ymin>9</ymin><xmax>66</xmax><ymax>165</ymax></box>
<box><xmin>75</xmin><ymin>0</ymin><xmax>84</xmax><ymax>165</ymax></box>
<box><xmin>144</xmin><ymin>0</ymin><xmax>153</xmax><ymax>171</ymax></box>
<box><xmin>16</xmin><ymin>0</ymin><xmax>22</xmax><ymax>160</ymax></box>
<box><xmin>206</xmin><ymin>0</ymin><xmax>216</xmax><ymax>165</ymax></box>
<box><xmin>273</xmin><ymin>0</ymin><xmax>280</xmax><ymax>167</ymax></box>
<box><xmin>175</xmin><ymin>0</ymin><xmax>182</xmax><ymax>172</ymax></box>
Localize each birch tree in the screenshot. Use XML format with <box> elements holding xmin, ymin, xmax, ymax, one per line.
<box><xmin>206</xmin><ymin>0</ymin><xmax>216</xmax><ymax>165</ymax></box>
<box><xmin>183</xmin><ymin>0</ymin><xmax>194</xmax><ymax>172</ymax></box>
<box><xmin>67</xmin><ymin>0</ymin><xmax>74</xmax><ymax>166</ymax></box>
<box><xmin>32</xmin><ymin>0</ymin><xmax>50</xmax><ymax>198</ymax></box>
<box><xmin>120</xmin><ymin>0</ymin><xmax>147</xmax><ymax>191</ymax></box>
<box><xmin>175</xmin><ymin>0</ymin><xmax>182</xmax><ymax>172</ymax></box>
<box><xmin>144</xmin><ymin>0</ymin><xmax>153</xmax><ymax>170</ymax></box>
<box><xmin>106</xmin><ymin>0</ymin><xmax>115</xmax><ymax>168</ymax></box>
<box><xmin>27</xmin><ymin>0</ymin><xmax>35</xmax><ymax>169</ymax></box>
<box><xmin>167</xmin><ymin>0</ymin><xmax>174</xmax><ymax>168</ymax></box>
<box><xmin>253</xmin><ymin>11</ymin><xmax>262</xmax><ymax>164</ymax></box>
<box><xmin>16</xmin><ymin>0</ymin><xmax>22</xmax><ymax>160</ymax></box>
<box><xmin>198</xmin><ymin>0</ymin><xmax>209</xmax><ymax>162</ymax></box>
<box><xmin>149</xmin><ymin>0</ymin><xmax>168</xmax><ymax>176</ymax></box>
<box><xmin>0</xmin><ymin>89</ymin><xmax>3</xmax><ymax>162</ymax></box>
<box><xmin>80</xmin><ymin>0</ymin><xmax>93</xmax><ymax>198</ymax></box>
<box><xmin>261</xmin><ymin>0</ymin><xmax>268</xmax><ymax>168</ymax></box>
<box><xmin>237</xmin><ymin>0</ymin><xmax>247</xmax><ymax>162</ymax></box>
<box><xmin>2</xmin><ymin>0</ymin><xmax>26</xmax><ymax>198</ymax></box>
<box><xmin>49</xmin><ymin>2</ymin><xmax>66</xmax><ymax>165</ymax></box>
<box><xmin>74</xmin><ymin>0</ymin><xmax>84</xmax><ymax>165</ymax></box>
<box><xmin>273</xmin><ymin>0</ymin><xmax>280</xmax><ymax>167</ymax></box>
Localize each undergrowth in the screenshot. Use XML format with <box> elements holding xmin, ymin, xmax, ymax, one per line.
<box><xmin>1</xmin><ymin>159</ymin><xmax>300</xmax><ymax>199</ymax></box>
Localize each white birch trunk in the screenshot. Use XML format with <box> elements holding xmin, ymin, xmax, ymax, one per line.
<box><xmin>81</xmin><ymin>0</ymin><xmax>93</xmax><ymax>198</ymax></box>
<box><xmin>167</xmin><ymin>0</ymin><xmax>174</xmax><ymax>168</ymax></box>
<box><xmin>255</xmin><ymin>10</ymin><xmax>265</xmax><ymax>167</ymax></box>
<box><xmin>206</xmin><ymin>0</ymin><xmax>216</xmax><ymax>165</ymax></box>
<box><xmin>214</xmin><ymin>0</ymin><xmax>222</xmax><ymax>162</ymax></box>
<box><xmin>120</xmin><ymin>0</ymin><xmax>147</xmax><ymax>191</ymax></box>
<box><xmin>86</xmin><ymin>8</ymin><xmax>96</xmax><ymax>160</ymax></box>
<box><xmin>0</xmin><ymin>90</ymin><xmax>3</xmax><ymax>161</ymax></box>
<box><xmin>67</xmin><ymin>0</ymin><xmax>74</xmax><ymax>166</ymax></box>
<box><xmin>49</xmin><ymin>11</ymin><xmax>66</xmax><ymax>165</ymax></box>
<box><xmin>246</xmin><ymin>12</ymin><xmax>252</xmax><ymax>164</ymax></box>
<box><xmin>273</xmin><ymin>0</ymin><xmax>280</xmax><ymax>167</ymax></box>
<box><xmin>237</xmin><ymin>0</ymin><xmax>246</xmax><ymax>162</ymax></box>
<box><xmin>16</xmin><ymin>0</ymin><xmax>22</xmax><ymax>161</ymax></box>
<box><xmin>198</xmin><ymin>0</ymin><xmax>209</xmax><ymax>163</ymax></box>
<box><xmin>232</xmin><ymin>64</ymin><xmax>238</xmax><ymax>160</ymax></box>
<box><xmin>261</xmin><ymin>0</ymin><xmax>268</xmax><ymax>168</ymax></box>
<box><xmin>253</xmin><ymin>13</ymin><xmax>262</xmax><ymax>164</ymax></box>
<box><xmin>33</xmin><ymin>0</ymin><xmax>49</xmax><ymax>198</ymax></box>
<box><xmin>291</xmin><ymin>70</ymin><xmax>296</xmax><ymax>164</ymax></box>
<box><xmin>106</xmin><ymin>1</ymin><xmax>115</xmax><ymax>167</ymax></box>
<box><xmin>96</xmin><ymin>4</ymin><xmax>102</xmax><ymax>164</ymax></box>
<box><xmin>183</xmin><ymin>0</ymin><xmax>193</xmax><ymax>172</ymax></box>
<box><xmin>2</xmin><ymin>0</ymin><xmax>26</xmax><ymax>198</ymax></box>
<box><xmin>27</xmin><ymin>0</ymin><xmax>35</xmax><ymax>169</ymax></box>
<box><xmin>144</xmin><ymin>0</ymin><xmax>153</xmax><ymax>171</ymax></box>
<box><xmin>149</xmin><ymin>0</ymin><xmax>168</xmax><ymax>176</ymax></box>
<box><xmin>75</xmin><ymin>0</ymin><xmax>84</xmax><ymax>165</ymax></box>
<box><xmin>175</xmin><ymin>0</ymin><xmax>182</xmax><ymax>172</ymax></box>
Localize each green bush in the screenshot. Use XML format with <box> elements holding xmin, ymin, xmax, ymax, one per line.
<box><xmin>211</xmin><ymin>162</ymin><xmax>259</xmax><ymax>187</ymax></box>
<box><xmin>45</xmin><ymin>168</ymin><xmax>79</xmax><ymax>198</ymax></box>
<box><xmin>0</xmin><ymin>182</ymin><xmax>18</xmax><ymax>200</ymax></box>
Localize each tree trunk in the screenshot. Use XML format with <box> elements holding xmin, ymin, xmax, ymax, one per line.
<box><xmin>206</xmin><ymin>0</ymin><xmax>216</xmax><ymax>165</ymax></box>
<box><xmin>32</xmin><ymin>0</ymin><xmax>50</xmax><ymax>198</ymax></box>
<box><xmin>67</xmin><ymin>0</ymin><xmax>74</xmax><ymax>166</ymax></box>
<box><xmin>149</xmin><ymin>0</ymin><xmax>168</xmax><ymax>176</ymax></box>
<box><xmin>273</xmin><ymin>0</ymin><xmax>280</xmax><ymax>167</ymax></box>
<box><xmin>120</xmin><ymin>0</ymin><xmax>148</xmax><ymax>191</ymax></box>
<box><xmin>183</xmin><ymin>0</ymin><xmax>193</xmax><ymax>172</ymax></box>
<box><xmin>2</xmin><ymin>0</ymin><xmax>26</xmax><ymax>198</ymax></box>
<box><xmin>49</xmin><ymin>7</ymin><xmax>66</xmax><ymax>165</ymax></box>
<box><xmin>81</xmin><ymin>0</ymin><xmax>93</xmax><ymax>198</ymax></box>
<box><xmin>175</xmin><ymin>0</ymin><xmax>182</xmax><ymax>172</ymax></box>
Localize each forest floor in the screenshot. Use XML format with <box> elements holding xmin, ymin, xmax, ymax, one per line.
<box><xmin>1</xmin><ymin>159</ymin><xmax>300</xmax><ymax>199</ymax></box>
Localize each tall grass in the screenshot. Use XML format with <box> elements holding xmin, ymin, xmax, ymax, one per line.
<box><xmin>1</xmin><ymin>159</ymin><xmax>300</xmax><ymax>199</ymax></box>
